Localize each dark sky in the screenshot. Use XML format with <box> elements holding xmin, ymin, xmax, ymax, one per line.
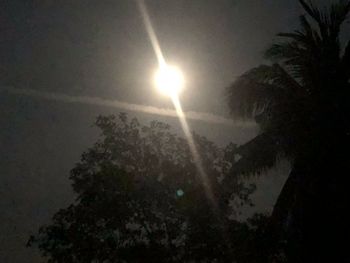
<box><xmin>0</xmin><ymin>0</ymin><xmax>335</xmax><ymax>262</ymax></box>
<box><xmin>1</xmin><ymin>0</ymin><xmax>302</xmax><ymax>113</ymax></box>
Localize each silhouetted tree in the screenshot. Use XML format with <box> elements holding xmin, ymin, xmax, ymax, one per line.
<box><xmin>28</xmin><ymin>113</ymin><xmax>264</xmax><ymax>263</ymax></box>
<box><xmin>226</xmin><ymin>1</ymin><xmax>350</xmax><ymax>262</ymax></box>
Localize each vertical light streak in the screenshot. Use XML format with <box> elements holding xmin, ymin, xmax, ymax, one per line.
<box><xmin>137</xmin><ymin>0</ymin><xmax>217</xmax><ymax>207</ymax></box>
<box><xmin>137</xmin><ymin>0</ymin><xmax>166</xmax><ymax>67</ymax></box>
<box><xmin>171</xmin><ymin>95</ymin><xmax>217</xmax><ymax>206</ymax></box>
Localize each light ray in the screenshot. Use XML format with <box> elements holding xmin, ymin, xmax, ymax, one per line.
<box><xmin>171</xmin><ymin>95</ymin><xmax>217</xmax><ymax>206</ymax></box>
<box><xmin>137</xmin><ymin>0</ymin><xmax>166</xmax><ymax>67</ymax></box>
<box><xmin>137</xmin><ymin>0</ymin><xmax>217</xmax><ymax>207</ymax></box>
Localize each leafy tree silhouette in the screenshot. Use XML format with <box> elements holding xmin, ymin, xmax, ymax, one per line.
<box><xmin>226</xmin><ymin>0</ymin><xmax>350</xmax><ymax>262</ymax></box>
<box><xmin>28</xmin><ymin>113</ymin><xmax>264</xmax><ymax>263</ymax></box>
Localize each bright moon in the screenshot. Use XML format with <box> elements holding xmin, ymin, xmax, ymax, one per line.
<box><xmin>154</xmin><ymin>64</ymin><xmax>185</xmax><ymax>97</ymax></box>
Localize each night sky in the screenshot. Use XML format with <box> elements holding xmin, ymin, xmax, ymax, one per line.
<box><xmin>0</xmin><ymin>1</ymin><xmax>329</xmax><ymax>262</ymax></box>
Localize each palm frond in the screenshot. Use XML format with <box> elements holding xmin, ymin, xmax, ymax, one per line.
<box><xmin>265</xmin><ymin>39</ymin><xmax>321</xmax><ymax>88</ymax></box>
<box><xmin>227</xmin><ymin>0</ymin><xmax>350</xmax><ymax>178</ymax></box>
<box><xmin>277</xmin><ymin>32</ymin><xmax>308</xmax><ymax>45</ymax></box>
<box><xmin>300</xmin><ymin>15</ymin><xmax>323</xmax><ymax>45</ymax></box>
<box><xmin>277</xmin><ymin>15</ymin><xmax>322</xmax><ymax>50</ymax></box>
<box><xmin>232</xmin><ymin>133</ymin><xmax>282</xmax><ymax>176</ymax></box>
<box><xmin>329</xmin><ymin>1</ymin><xmax>350</xmax><ymax>40</ymax></box>
<box><xmin>226</xmin><ymin>64</ymin><xmax>301</xmax><ymax>120</ymax></box>
<box><xmin>265</xmin><ymin>42</ymin><xmax>306</xmax><ymax>62</ymax></box>
<box><xmin>341</xmin><ymin>39</ymin><xmax>350</xmax><ymax>78</ymax></box>
<box><xmin>299</xmin><ymin>15</ymin><xmax>312</xmax><ymax>35</ymax></box>
<box><xmin>298</xmin><ymin>0</ymin><xmax>322</xmax><ymax>23</ymax></box>
<box><xmin>250</xmin><ymin>64</ymin><xmax>303</xmax><ymax>96</ymax></box>
<box><xmin>226</xmin><ymin>77</ymin><xmax>274</xmax><ymax>119</ymax></box>
<box><xmin>268</xmin><ymin>1</ymin><xmax>350</xmax><ymax>83</ymax></box>
<box><xmin>299</xmin><ymin>0</ymin><xmax>350</xmax><ymax>41</ymax></box>
<box><xmin>299</xmin><ymin>0</ymin><xmax>328</xmax><ymax>39</ymax></box>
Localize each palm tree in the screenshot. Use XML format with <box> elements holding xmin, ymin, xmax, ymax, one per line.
<box><xmin>226</xmin><ymin>1</ymin><xmax>350</xmax><ymax>262</ymax></box>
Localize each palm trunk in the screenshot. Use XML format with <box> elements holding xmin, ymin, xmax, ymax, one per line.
<box><xmin>263</xmin><ymin>164</ymin><xmax>301</xmax><ymax>262</ymax></box>
<box><xmin>266</xmin><ymin>151</ymin><xmax>350</xmax><ymax>262</ymax></box>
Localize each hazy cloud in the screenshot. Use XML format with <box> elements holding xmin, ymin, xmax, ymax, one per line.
<box><xmin>1</xmin><ymin>86</ymin><xmax>256</xmax><ymax>128</ymax></box>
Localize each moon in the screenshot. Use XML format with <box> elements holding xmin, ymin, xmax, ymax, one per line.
<box><xmin>154</xmin><ymin>64</ymin><xmax>185</xmax><ymax>97</ymax></box>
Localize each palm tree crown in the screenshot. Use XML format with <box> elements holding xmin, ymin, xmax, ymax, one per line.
<box><xmin>227</xmin><ymin>0</ymin><xmax>350</xmax><ymax>174</ymax></box>
<box><xmin>226</xmin><ymin>1</ymin><xmax>350</xmax><ymax>261</ymax></box>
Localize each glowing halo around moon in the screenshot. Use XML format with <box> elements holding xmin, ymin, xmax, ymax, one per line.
<box><xmin>154</xmin><ymin>64</ymin><xmax>185</xmax><ymax>97</ymax></box>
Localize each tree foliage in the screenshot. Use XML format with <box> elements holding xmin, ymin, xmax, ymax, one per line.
<box><xmin>28</xmin><ymin>113</ymin><xmax>264</xmax><ymax>263</ymax></box>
